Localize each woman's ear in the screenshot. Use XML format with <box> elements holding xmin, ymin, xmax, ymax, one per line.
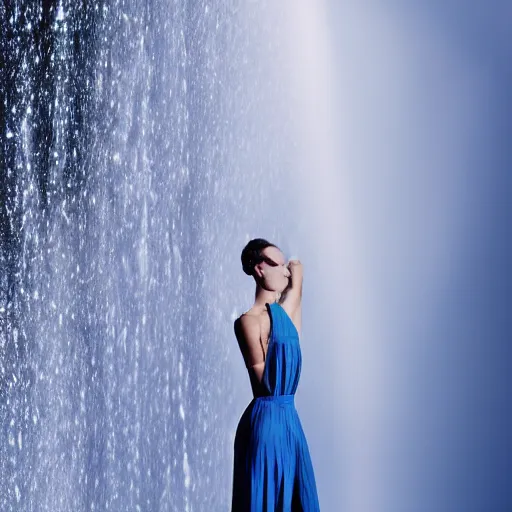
<box><xmin>254</xmin><ymin>263</ymin><xmax>264</xmax><ymax>279</ymax></box>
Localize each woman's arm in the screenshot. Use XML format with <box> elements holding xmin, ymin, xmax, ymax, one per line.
<box><xmin>234</xmin><ymin>315</ymin><xmax>267</xmax><ymax>384</ymax></box>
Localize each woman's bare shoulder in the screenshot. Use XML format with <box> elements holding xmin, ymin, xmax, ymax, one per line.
<box><xmin>234</xmin><ymin>312</ymin><xmax>258</xmax><ymax>339</ymax></box>
<box><xmin>234</xmin><ymin>304</ymin><xmax>268</xmax><ymax>341</ymax></box>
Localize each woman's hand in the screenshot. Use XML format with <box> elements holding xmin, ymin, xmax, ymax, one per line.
<box><xmin>287</xmin><ymin>259</ymin><xmax>302</xmax><ymax>273</ymax></box>
<box><xmin>286</xmin><ymin>259</ymin><xmax>303</xmax><ymax>283</ymax></box>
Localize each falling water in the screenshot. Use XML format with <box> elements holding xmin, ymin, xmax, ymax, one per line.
<box><xmin>0</xmin><ymin>1</ymin><xmax>296</xmax><ymax>510</ymax></box>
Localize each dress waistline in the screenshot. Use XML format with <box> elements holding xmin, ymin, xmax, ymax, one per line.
<box><xmin>253</xmin><ymin>394</ymin><xmax>295</xmax><ymax>405</ymax></box>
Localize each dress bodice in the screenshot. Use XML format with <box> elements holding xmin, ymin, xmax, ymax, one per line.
<box><xmin>259</xmin><ymin>302</ymin><xmax>302</xmax><ymax>397</ymax></box>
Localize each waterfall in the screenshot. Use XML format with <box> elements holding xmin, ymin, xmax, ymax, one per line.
<box><xmin>1</xmin><ymin>1</ymin><xmax>296</xmax><ymax>510</ymax></box>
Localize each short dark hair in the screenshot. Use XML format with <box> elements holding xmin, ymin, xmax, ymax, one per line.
<box><xmin>241</xmin><ymin>238</ymin><xmax>279</xmax><ymax>276</ymax></box>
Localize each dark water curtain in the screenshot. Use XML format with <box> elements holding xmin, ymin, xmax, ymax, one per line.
<box><xmin>0</xmin><ymin>1</ymin><xmax>257</xmax><ymax>510</ymax></box>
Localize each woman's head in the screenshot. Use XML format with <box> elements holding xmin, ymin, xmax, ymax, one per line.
<box><xmin>241</xmin><ymin>238</ymin><xmax>290</xmax><ymax>293</ymax></box>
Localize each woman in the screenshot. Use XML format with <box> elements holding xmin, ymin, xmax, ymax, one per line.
<box><xmin>231</xmin><ymin>238</ymin><xmax>321</xmax><ymax>511</ymax></box>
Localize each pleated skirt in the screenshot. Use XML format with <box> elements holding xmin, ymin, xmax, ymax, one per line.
<box><xmin>231</xmin><ymin>394</ymin><xmax>320</xmax><ymax>511</ymax></box>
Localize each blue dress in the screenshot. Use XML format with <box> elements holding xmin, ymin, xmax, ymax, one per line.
<box><xmin>231</xmin><ymin>302</ymin><xmax>321</xmax><ymax>511</ymax></box>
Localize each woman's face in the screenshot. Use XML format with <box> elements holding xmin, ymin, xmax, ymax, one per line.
<box><xmin>258</xmin><ymin>247</ymin><xmax>291</xmax><ymax>293</ymax></box>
